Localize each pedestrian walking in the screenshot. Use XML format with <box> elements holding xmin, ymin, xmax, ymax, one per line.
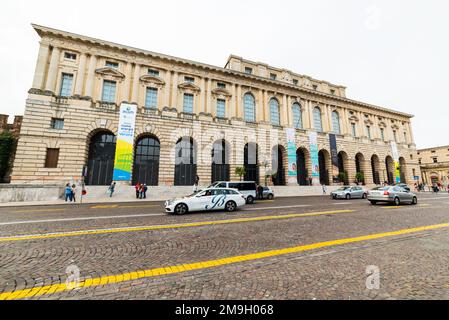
<box><xmin>135</xmin><ymin>182</ymin><xmax>141</xmax><ymax>199</ymax></box>
<box><xmin>71</xmin><ymin>184</ymin><xmax>77</xmax><ymax>203</ymax></box>
<box><xmin>139</xmin><ymin>184</ymin><xmax>144</xmax><ymax>199</ymax></box>
<box><xmin>257</xmin><ymin>184</ymin><xmax>264</xmax><ymax>200</ymax></box>
<box><xmin>108</xmin><ymin>182</ymin><xmax>116</xmax><ymax>197</ymax></box>
<box><xmin>142</xmin><ymin>184</ymin><xmax>148</xmax><ymax>199</ymax></box>
<box><xmin>322</xmin><ymin>184</ymin><xmax>327</xmax><ymax>195</ymax></box>
<box><xmin>65</xmin><ymin>183</ymin><xmax>72</xmax><ymax>202</ymax></box>
<box><xmin>308</xmin><ymin>177</ymin><xmax>312</xmax><ymax>186</ymax></box>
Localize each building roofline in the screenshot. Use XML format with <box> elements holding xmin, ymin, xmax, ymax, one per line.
<box><xmin>417</xmin><ymin>145</ymin><xmax>449</xmax><ymax>152</ymax></box>
<box><xmin>32</xmin><ymin>23</ymin><xmax>414</xmax><ymax>119</ymax></box>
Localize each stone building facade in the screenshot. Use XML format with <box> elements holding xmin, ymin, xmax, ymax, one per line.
<box><xmin>11</xmin><ymin>24</ymin><xmax>420</xmax><ymax>187</ymax></box>
<box><xmin>417</xmin><ymin>146</ymin><xmax>449</xmax><ymax>186</ymax></box>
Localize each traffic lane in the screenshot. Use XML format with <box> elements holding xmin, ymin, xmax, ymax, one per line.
<box><xmin>0</xmin><ymin>199</ymin><xmax>369</xmax><ymax>236</ymax></box>
<box><xmin>3</xmin><ymin>216</ymin><xmax>449</xmax><ymax>300</ymax></box>
<box><xmin>0</xmin><ymin>203</ymin><xmax>448</xmax><ymax>295</ymax></box>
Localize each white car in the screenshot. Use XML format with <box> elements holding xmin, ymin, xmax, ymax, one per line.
<box><xmin>165</xmin><ymin>188</ymin><xmax>247</xmax><ymax>215</ymax></box>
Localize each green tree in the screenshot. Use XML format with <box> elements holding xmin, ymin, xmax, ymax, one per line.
<box><xmin>0</xmin><ymin>132</ymin><xmax>14</xmax><ymax>182</ymax></box>
<box><xmin>338</xmin><ymin>171</ymin><xmax>347</xmax><ymax>185</ymax></box>
<box><xmin>235</xmin><ymin>167</ymin><xmax>246</xmax><ymax>181</ymax></box>
<box><xmin>355</xmin><ymin>172</ymin><xmax>365</xmax><ymax>185</ymax></box>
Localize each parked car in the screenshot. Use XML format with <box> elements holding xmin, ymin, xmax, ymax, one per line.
<box><xmin>261</xmin><ymin>186</ymin><xmax>275</xmax><ymax>200</ymax></box>
<box><xmin>209</xmin><ymin>181</ymin><xmax>257</xmax><ymax>204</ymax></box>
<box><xmin>165</xmin><ymin>188</ymin><xmax>247</xmax><ymax>215</ymax></box>
<box><xmin>395</xmin><ymin>183</ymin><xmax>411</xmax><ymax>192</ymax></box>
<box><xmin>331</xmin><ymin>186</ymin><xmax>367</xmax><ymax>200</ymax></box>
<box><xmin>367</xmin><ymin>186</ymin><xmax>418</xmax><ymax>206</ymax></box>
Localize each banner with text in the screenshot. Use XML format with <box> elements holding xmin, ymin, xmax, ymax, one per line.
<box><xmin>329</xmin><ymin>134</ymin><xmax>339</xmax><ymax>184</ymax></box>
<box><xmin>286</xmin><ymin>128</ymin><xmax>297</xmax><ymax>184</ymax></box>
<box><xmin>309</xmin><ymin>131</ymin><xmax>320</xmax><ymax>185</ymax></box>
<box><xmin>390</xmin><ymin>141</ymin><xmax>401</xmax><ymax>184</ymax></box>
<box><xmin>113</xmin><ymin>103</ymin><xmax>137</xmax><ymax>181</ymax></box>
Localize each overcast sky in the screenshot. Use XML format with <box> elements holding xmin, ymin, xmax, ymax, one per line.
<box><xmin>0</xmin><ymin>0</ymin><xmax>448</xmax><ymax>149</ymax></box>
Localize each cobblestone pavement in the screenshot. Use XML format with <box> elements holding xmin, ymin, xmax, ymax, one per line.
<box><xmin>0</xmin><ymin>193</ymin><xmax>448</xmax><ymax>300</ymax></box>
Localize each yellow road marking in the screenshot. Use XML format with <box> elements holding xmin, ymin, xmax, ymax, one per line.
<box><xmin>0</xmin><ymin>210</ymin><xmax>354</xmax><ymax>243</ymax></box>
<box><xmin>90</xmin><ymin>205</ymin><xmax>119</xmax><ymax>209</ymax></box>
<box><xmin>1</xmin><ymin>221</ymin><xmax>449</xmax><ymax>300</ymax></box>
<box><xmin>382</xmin><ymin>206</ymin><xmax>402</xmax><ymax>209</ymax></box>
<box><xmin>11</xmin><ymin>208</ymin><xmax>66</xmax><ymax>213</ymax></box>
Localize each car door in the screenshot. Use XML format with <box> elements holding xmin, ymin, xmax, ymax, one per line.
<box><xmin>207</xmin><ymin>189</ymin><xmax>228</xmax><ymax>211</ymax></box>
<box><xmin>355</xmin><ymin>187</ymin><xmax>364</xmax><ymax>198</ymax></box>
<box><xmin>192</xmin><ymin>190</ymin><xmax>213</xmax><ymax>211</ymax></box>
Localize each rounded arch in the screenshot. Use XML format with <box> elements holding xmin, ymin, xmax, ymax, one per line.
<box><xmin>132</xmin><ymin>134</ymin><xmax>160</xmax><ymax>186</ymax></box>
<box><xmin>269</xmin><ymin>98</ymin><xmax>280</xmax><ymax>126</ymax></box>
<box><xmin>296</xmin><ymin>147</ymin><xmax>310</xmax><ymax>185</ymax></box>
<box><xmin>371</xmin><ymin>154</ymin><xmax>381</xmax><ymax>185</ymax></box>
<box><xmin>338</xmin><ymin>151</ymin><xmax>349</xmax><ymax>184</ymax></box>
<box><xmin>244</xmin><ymin>142</ymin><xmax>259</xmax><ymax>184</ymax></box>
<box><xmin>292</xmin><ymin>103</ymin><xmax>303</xmax><ymax>129</ymax></box>
<box><xmin>211</xmin><ymin>139</ymin><xmax>231</xmax><ymax>183</ymax></box>
<box><xmin>271</xmin><ymin>145</ymin><xmax>287</xmax><ymax>186</ymax></box>
<box><xmin>85</xmin><ymin>130</ymin><xmax>117</xmax><ymax>186</ymax></box>
<box><xmin>313</xmin><ymin>107</ymin><xmax>323</xmax><ymax>132</ymax></box>
<box><xmin>318</xmin><ymin>149</ymin><xmax>331</xmax><ymax>186</ymax></box>
<box><xmin>355</xmin><ymin>152</ymin><xmax>366</xmax><ymax>185</ymax></box>
<box><xmin>331</xmin><ymin>111</ymin><xmax>341</xmax><ymax>134</ymax></box>
<box><xmin>174</xmin><ymin>136</ymin><xmax>197</xmax><ymax>186</ymax></box>
<box><xmin>385</xmin><ymin>155</ymin><xmax>395</xmax><ymax>185</ymax></box>
<box><xmin>243</xmin><ymin>92</ymin><xmax>256</xmax><ymax>122</ymax></box>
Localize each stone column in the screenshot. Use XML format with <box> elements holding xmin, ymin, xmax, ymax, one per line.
<box><xmin>207</xmin><ymin>78</ymin><xmax>212</xmax><ymax>114</ymax></box>
<box><xmin>303</xmin><ymin>100</ymin><xmax>310</xmax><ymax>129</ymax></box>
<box><xmin>343</xmin><ymin>108</ymin><xmax>351</xmax><ymax>136</ymax></box>
<box><xmin>164</xmin><ymin>70</ymin><xmax>171</xmax><ymax>108</ymax></box>
<box><xmin>45</xmin><ymin>47</ymin><xmax>61</xmax><ymax>93</ymax></box>
<box><xmin>263</xmin><ymin>90</ymin><xmax>269</xmax><ymax>121</ymax></box>
<box><xmin>85</xmin><ymin>55</ymin><xmax>98</xmax><ymax>98</ymax></box>
<box><xmin>32</xmin><ymin>42</ymin><xmax>50</xmax><ymax>90</ymax></box>
<box><xmin>122</xmin><ymin>62</ymin><xmax>133</xmax><ymax>103</ymax></box>
<box><xmin>282</xmin><ymin>95</ymin><xmax>288</xmax><ymax>127</ymax></box>
<box><xmin>131</xmin><ymin>64</ymin><xmax>141</xmax><ymax>103</ymax></box>
<box><xmin>171</xmin><ymin>72</ymin><xmax>179</xmax><ymax>110</ymax></box>
<box><xmin>200</xmin><ymin>78</ymin><xmax>206</xmax><ymax>113</ymax></box>
<box><xmin>230</xmin><ymin>84</ymin><xmax>236</xmax><ymax>118</ymax></box>
<box><xmin>286</xmin><ymin>97</ymin><xmax>293</xmax><ymax>127</ymax></box>
<box><xmin>74</xmin><ymin>53</ymin><xmax>87</xmax><ymax>97</ymax></box>
<box><xmin>326</xmin><ymin>105</ymin><xmax>333</xmax><ymax>132</ymax></box>
<box><xmin>237</xmin><ymin>85</ymin><xmax>242</xmax><ymax>118</ymax></box>
<box><xmin>257</xmin><ymin>90</ymin><xmax>264</xmax><ymax>122</ymax></box>
<box><xmin>308</xmin><ymin>101</ymin><xmax>314</xmax><ymax>130</ymax></box>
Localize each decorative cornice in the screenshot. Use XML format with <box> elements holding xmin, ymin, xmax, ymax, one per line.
<box><xmin>178</xmin><ymin>82</ymin><xmax>201</xmax><ymax>92</ymax></box>
<box><xmin>211</xmin><ymin>88</ymin><xmax>231</xmax><ymax>97</ymax></box>
<box><xmin>139</xmin><ymin>75</ymin><xmax>165</xmax><ymax>85</ymax></box>
<box><xmin>95</xmin><ymin>67</ymin><xmax>125</xmax><ymax>79</ymax></box>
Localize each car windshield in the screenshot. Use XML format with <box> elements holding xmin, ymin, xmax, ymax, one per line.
<box><xmin>337</xmin><ymin>187</ymin><xmax>350</xmax><ymax>191</ymax></box>
<box><xmin>187</xmin><ymin>190</ymin><xmax>203</xmax><ymax>197</ymax></box>
<box><xmin>372</xmin><ymin>187</ymin><xmax>390</xmax><ymax>191</ymax></box>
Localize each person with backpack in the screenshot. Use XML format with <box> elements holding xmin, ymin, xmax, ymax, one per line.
<box><xmin>71</xmin><ymin>184</ymin><xmax>77</xmax><ymax>203</ymax></box>
<box><xmin>142</xmin><ymin>184</ymin><xmax>148</xmax><ymax>199</ymax></box>
<box><xmin>108</xmin><ymin>182</ymin><xmax>116</xmax><ymax>197</ymax></box>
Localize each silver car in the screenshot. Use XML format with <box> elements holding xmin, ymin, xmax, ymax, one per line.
<box><xmin>331</xmin><ymin>186</ymin><xmax>367</xmax><ymax>200</ymax></box>
<box><xmin>367</xmin><ymin>186</ymin><xmax>418</xmax><ymax>206</ymax></box>
<box><xmin>261</xmin><ymin>186</ymin><xmax>274</xmax><ymax>200</ymax></box>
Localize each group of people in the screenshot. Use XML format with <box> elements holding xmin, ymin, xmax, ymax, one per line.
<box><xmin>134</xmin><ymin>182</ymin><xmax>148</xmax><ymax>199</ymax></box>
<box><xmin>64</xmin><ymin>183</ymin><xmax>77</xmax><ymax>202</ymax></box>
<box><xmin>414</xmin><ymin>182</ymin><xmax>449</xmax><ymax>193</ymax></box>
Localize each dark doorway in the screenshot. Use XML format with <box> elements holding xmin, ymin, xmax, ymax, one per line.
<box><xmin>211</xmin><ymin>140</ymin><xmax>230</xmax><ymax>183</ymax></box>
<box><xmin>174</xmin><ymin>137</ymin><xmax>197</xmax><ymax>186</ymax></box>
<box><xmin>244</xmin><ymin>143</ymin><xmax>259</xmax><ymax>184</ymax></box>
<box><xmin>296</xmin><ymin>148</ymin><xmax>307</xmax><ymax>186</ymax></box>
<box><xmin>386</xmin><ymin>156</ymin><xmax>394</xmax><ymax>185</ymax></box>
<box><xmin>132</xmin><ymin>135</ymin><xmax>160</xmax><ymax>186</ymax></box>
<box><xmin>371</xmin><ymin>155</ymin><xmax>380</xmax><ymax>185</ymax></box>
<box><xmin>318</xmin><ymin>150</ymin><xmax>329</xmax><ymax>185</ymax></box>
<box><xmin>272</xmin><ymin>146</ymin><xmax>285</xmax><ymax>186</ymax></box>
<box><xmin>86</xmin><ymin>131</ymin><xmax>116</xmax><ymax>186</ymax></box>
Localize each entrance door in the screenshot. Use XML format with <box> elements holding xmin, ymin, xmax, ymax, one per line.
<box><xmin>174</xmin><ymin>137</ymin><xmax>197</xmax><ymax>186</ymax></box>
<box><xmin>211</xmin><ymin>140</ymin><xmax>230</xmax><ymax>183</ymax></box>
<box><xmin>132</xmin><ymin>136</ymin><xmax>160</xmax><ymax>186</ymax></box>
<box><xmin>244</xmin><ymin>143</ymin><xmax>259</xmax><ymax>184</ymax></box>
<box><xmin>296</xmin><ymin>149</ymin><xmax>307</xmax><ymax>185</ymax></box>
<box><xmin>86</xmin><ymin>132</ymin><xmax>116</xmax><ymax>186</ymax></box>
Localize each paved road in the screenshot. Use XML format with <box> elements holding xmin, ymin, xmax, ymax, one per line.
<box><xmin>0</xmin><ymin>193</ymin><xmax>448</xmax><ymax>300</ymax></box>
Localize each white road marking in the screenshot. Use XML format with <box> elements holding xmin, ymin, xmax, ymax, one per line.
<box><xmin>0</xmin><ymin>213</ymin><xmax>165</xmax><ymax>226</ymax></box>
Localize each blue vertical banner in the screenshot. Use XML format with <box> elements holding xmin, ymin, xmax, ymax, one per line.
<box><xmin>309</xmin><ymin>131</ymin><xmax>320</xmax><ymax>185</ymax></box>
<box><xmin>286</xmin><ymin>128</ymin><xmax>297</xmax><ymax>184</ymax></box>
<box><xmin>329</xmin><ymin>134</ymin><xmax>339</xmax><ymax>184</ymax></box>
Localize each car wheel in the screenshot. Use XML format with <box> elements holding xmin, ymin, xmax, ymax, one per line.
<box><xmin>174</xmin><ymin>203</ymin><xmax>188</xmax><ymax>215</ymax></box>
<box><xmin>394</xmin><ymin>197</ymin><xmax>400</xmax><ymax>206</ymax></box>
<box><xmin>225</xmin><ymin>201</ymin><xmax>237</xmax><ymax>212</ymax></box>
<box><xmin>246</xmin><ymin>196</ymin><xmax>254</xmax><ymax>204</ymax></box>
<box><xmin>370</xmin><ymin>201</ymin><xmax>377</xmax><ymax>205</ymax></box>
<box><xmin>362</xmin><ymin>193</ymin><xmax>367</xmax><ymax>199</ymax></box>
<box><xmin>267</xmin><ymin>194</ymin><xmax>274</xmax><ymax>200</ymax></box>
<box><xmin>346</xmin><ymin>194</ymin><xmax>351</xmax><ymax>200</ymax></box>
<box><xmin>412</xmin><ymin>197</ymin><xmax>418</xmax><ymax>205</ymax></box>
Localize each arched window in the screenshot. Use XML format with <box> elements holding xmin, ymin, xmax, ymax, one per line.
<box><xmin>86</xmin><ymin>131</ymin><xmax>116</xmax><ymax>186</ymax></box>
<box><xmin>243</xmin><ymin>93</ymin><xmax>256</xmax><ymax>122</ymax></box>
<box><xmin>132</xmin><ymin>135</ymin><xmax>160</xmax><ymax>186</ymax></box>
<box><xmin>313</xmin><ymin>107</ymin><xmax>323</xmax><ymax>132</ymax></box>
<box><xmin>269</xmin><ymin>98</ymin><xmax>280</xmax><ymax>125</ymax></box>
<box><xmin>292</xmin><ymin>103</ymin><xmax>302</xmax><ymax>129</ymax></box>
<box><xmin>174</xmin><ymin>137</ymin><xmax>197</xmax><ymax>186</ymax></box>
<box><xmin>331</xmin><ymin>111</ymin><xmax>340</xmax><ymax>134</ymax></box>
